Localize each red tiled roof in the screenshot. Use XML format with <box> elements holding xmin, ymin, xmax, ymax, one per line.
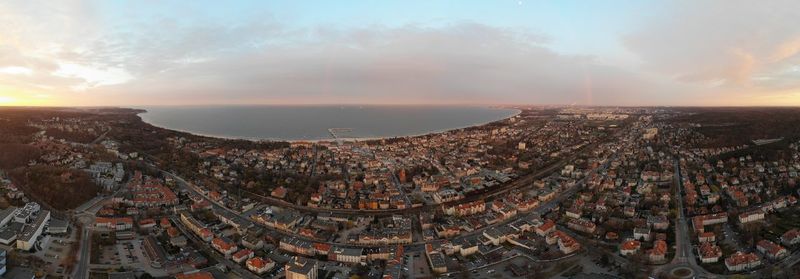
<box><xmin>725</xmin><ymin>252</ymin><xmax>759</xmax><ymax>266</ymax></box>
<box><xmin>233</xmin><ymin>249</ymin><xmax>253</xmax><ymax>259</ymax></box>
<box><xmin>247</xmin><ymin>257</ymin><xmax>271</xmax><ymax>268</ymax></box>
<box><xmin>621</xmin><ymin>240</ymin><xmax>641</xmax><ymax>250</ymax></box>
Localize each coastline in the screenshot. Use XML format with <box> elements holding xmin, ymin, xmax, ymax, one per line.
<box><xmin>136</xmin><ymin>106</ymin><xmax>522</xmax><ymax>143</ymax></box>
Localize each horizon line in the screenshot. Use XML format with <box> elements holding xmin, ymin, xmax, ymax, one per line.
<box><xmin>5</xmin><ymin>103</ymin><xmax>800</xmax><ymax>109</ymax></box>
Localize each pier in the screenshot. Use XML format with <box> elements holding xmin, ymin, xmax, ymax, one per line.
<box><xmin>328</xmin><ymin>128</ymin><xmax>353</xmax><ymax>144</ymax></box>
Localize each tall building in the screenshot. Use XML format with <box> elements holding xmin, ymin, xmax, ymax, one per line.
<box><xmin>286</xmin><ymin>256</ymin><xmax>318</xmax><ymax>279</ymax></box>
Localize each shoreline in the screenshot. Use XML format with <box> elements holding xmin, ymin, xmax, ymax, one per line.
<box><xmin>136</xmin><ymin>106</ymin><xmax>522</xmax><ymax>143</ymax></box>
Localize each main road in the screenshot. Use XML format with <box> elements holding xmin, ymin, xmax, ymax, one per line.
<box><xmin>214</xmin><ymin>139</ymin><xmax>605</xmax><ymax>219</ymax></box>
<box><xmin>156</xmin><ymin>149</ymin><xmax>597</xmax><ymax>277</ymax></box>
<box><xmin>144</xmin><ymin>125</ymin><xmax>628</xmax><ymax>276</ymax></box>
<box><xmin>170</xmin><ymin>216</ymin><xmax>261</xmax><ymax>279</ymax></box>
<box><xmin>72</xmin><ymin>225</ymin><xmax>91</xmax><ymax>279</ymax></box>
<box><xmin>70</xmin><ymin>171</ymin><xmax>136</xmax><ymax>279</ymax></box>
<box><xmin>651</xmin><ymin>159</ymin><xmax>713</xmax><ymax>278</ymax></box>
<box><xmin>155</xmin><ymin>134</ymin><xmax>616</xmax><ymax>249</ymax></box>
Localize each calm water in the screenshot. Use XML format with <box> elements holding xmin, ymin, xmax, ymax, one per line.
<box><xmin>138</xmin><ymin>105</ymin><xmax>518</xmax><ymax>141</ymax></box>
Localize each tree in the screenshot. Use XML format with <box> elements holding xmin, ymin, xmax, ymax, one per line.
<box><xmin>599</xmin><ymin>254</ymin><xmax>611</xmax><ymax>267</ymax></box>
<box><xmin>9</xmin><ymin>165</ymin><xmax>101</xmax><ymax>210</ymax></box>
<box><xmin>621</xmin><ymin>253</ymin><xmax>646</xmax><ymax>279</ymax></box>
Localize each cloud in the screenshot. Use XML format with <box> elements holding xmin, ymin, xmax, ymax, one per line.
<box><xmin>11</xmin><ymin>1</ymin><xmax>797</xmax><ymax>106</ymax></box>
<box><xmin>0</xmin><ymin>45</ymin><xmax>59</xmax><ymax>73</ymax></box>
<box><xmin>1</xmin><ymin>0</ymin><xmax>674</xmax><ymax>106</ymax></box>
<box><xmin>93</xmin><ymin>22</ymin><xmax>672</xmax><ymax>106</ymax></box>
<box><xmin>624</xmin><ymin>0</ymin><xmax>800</xmax><ymax>91</ymax></box>
<box><xmin>0</xmin><ymin>0</ymin><xmax>105</xmax><ymax>95</ymax></box>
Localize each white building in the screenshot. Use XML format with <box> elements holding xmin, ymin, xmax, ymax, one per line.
<box><xmin>246</xmin><ymin>257</ymin><xmax>274</xmax><ymax>274</ymax></box>
<box><xmin>13</xmin><ymin>203</ymin><xmax>39</xmax><ymax>223</ymax></box>
<box><xmin>725</xmin><ymin>252</ymin><xmax>761</xmax><ymax>272</ymax></box>
<box><xmin>17</xmin><ymin>210</ymin><xmax>50</xmax><ymax>251</ymax></box>
<box><xmin>0</xmin><ymin>207</ymin><xmax>18</xmax><ymax>228</ymax></box>
<box><xmin>330</xmin><ymin>247</ymin><xmax>363</xmax><ymax>264</ymax></box>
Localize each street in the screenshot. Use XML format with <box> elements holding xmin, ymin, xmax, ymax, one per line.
<box><xmin>72</xmin><ymin>225</ymin><xmax>90</xmax><ymax>279</ymax></box>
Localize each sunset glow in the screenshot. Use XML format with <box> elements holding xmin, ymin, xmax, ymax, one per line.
<box><xmin>0</xmin><ymin>1</ymin><xmax>798</xmax><ymax>106</ymax></box>
<box><xmin>0</xmin><ymin>90</ymin><xmax>52</xmax><ymax>106</ymax></box>
<box><xmin>4</xmin><ymin>2</ymin><xmax>800</xmax><ymax>278</ymax></box>
<box><xmin>0</xmin><ymin>96</ymin><xmax>15</xmax><ymax>104</ymax></box>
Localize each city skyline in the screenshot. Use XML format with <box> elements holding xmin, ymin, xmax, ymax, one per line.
<box><xmin>1</xmin><ymin>0</ymin><xmax>800</xmax><ymax>107</ymax></box>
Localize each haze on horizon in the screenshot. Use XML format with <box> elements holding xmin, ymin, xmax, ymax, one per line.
<box><xmin>1</xmin><ymin>0</ymin><xmax>799</xmax><ymax>107</ymax></box>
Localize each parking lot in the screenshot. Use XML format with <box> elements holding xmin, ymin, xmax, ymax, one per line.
<box><xmin>33</xmin><ymin>228</ymin><xmax>76</xmax><ymax>277</ymax></box>
<box><xmin>115</xmin><ymin>239</ymin><xmax>146</xmax><ymax>267</ymax></box>
<box><xmin>98</xmin><ymin>242</ymin><xmax>121</xmax><ymax>265</ymax></box>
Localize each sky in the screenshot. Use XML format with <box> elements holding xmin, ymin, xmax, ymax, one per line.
<box><xmin>1</xmin><ymin>0</ymin><xmax>800</xmax><ymax>107</ymax></box>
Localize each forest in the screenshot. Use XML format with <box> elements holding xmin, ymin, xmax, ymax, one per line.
<box><xmin>8</xmin><ymin>165</ymin><xmax>101</xmax><ymax>210</ymax></box>
<box><xmin>671</xmin><ymin>107</ymin><xmax>800</xmax><ymax>147</ymax></box>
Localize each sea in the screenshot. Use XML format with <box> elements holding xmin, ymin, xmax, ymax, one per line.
<box><xmin>138</xmin><ymin>105</ymin><xmax>519</xmax><ymax>141</ymax></box>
